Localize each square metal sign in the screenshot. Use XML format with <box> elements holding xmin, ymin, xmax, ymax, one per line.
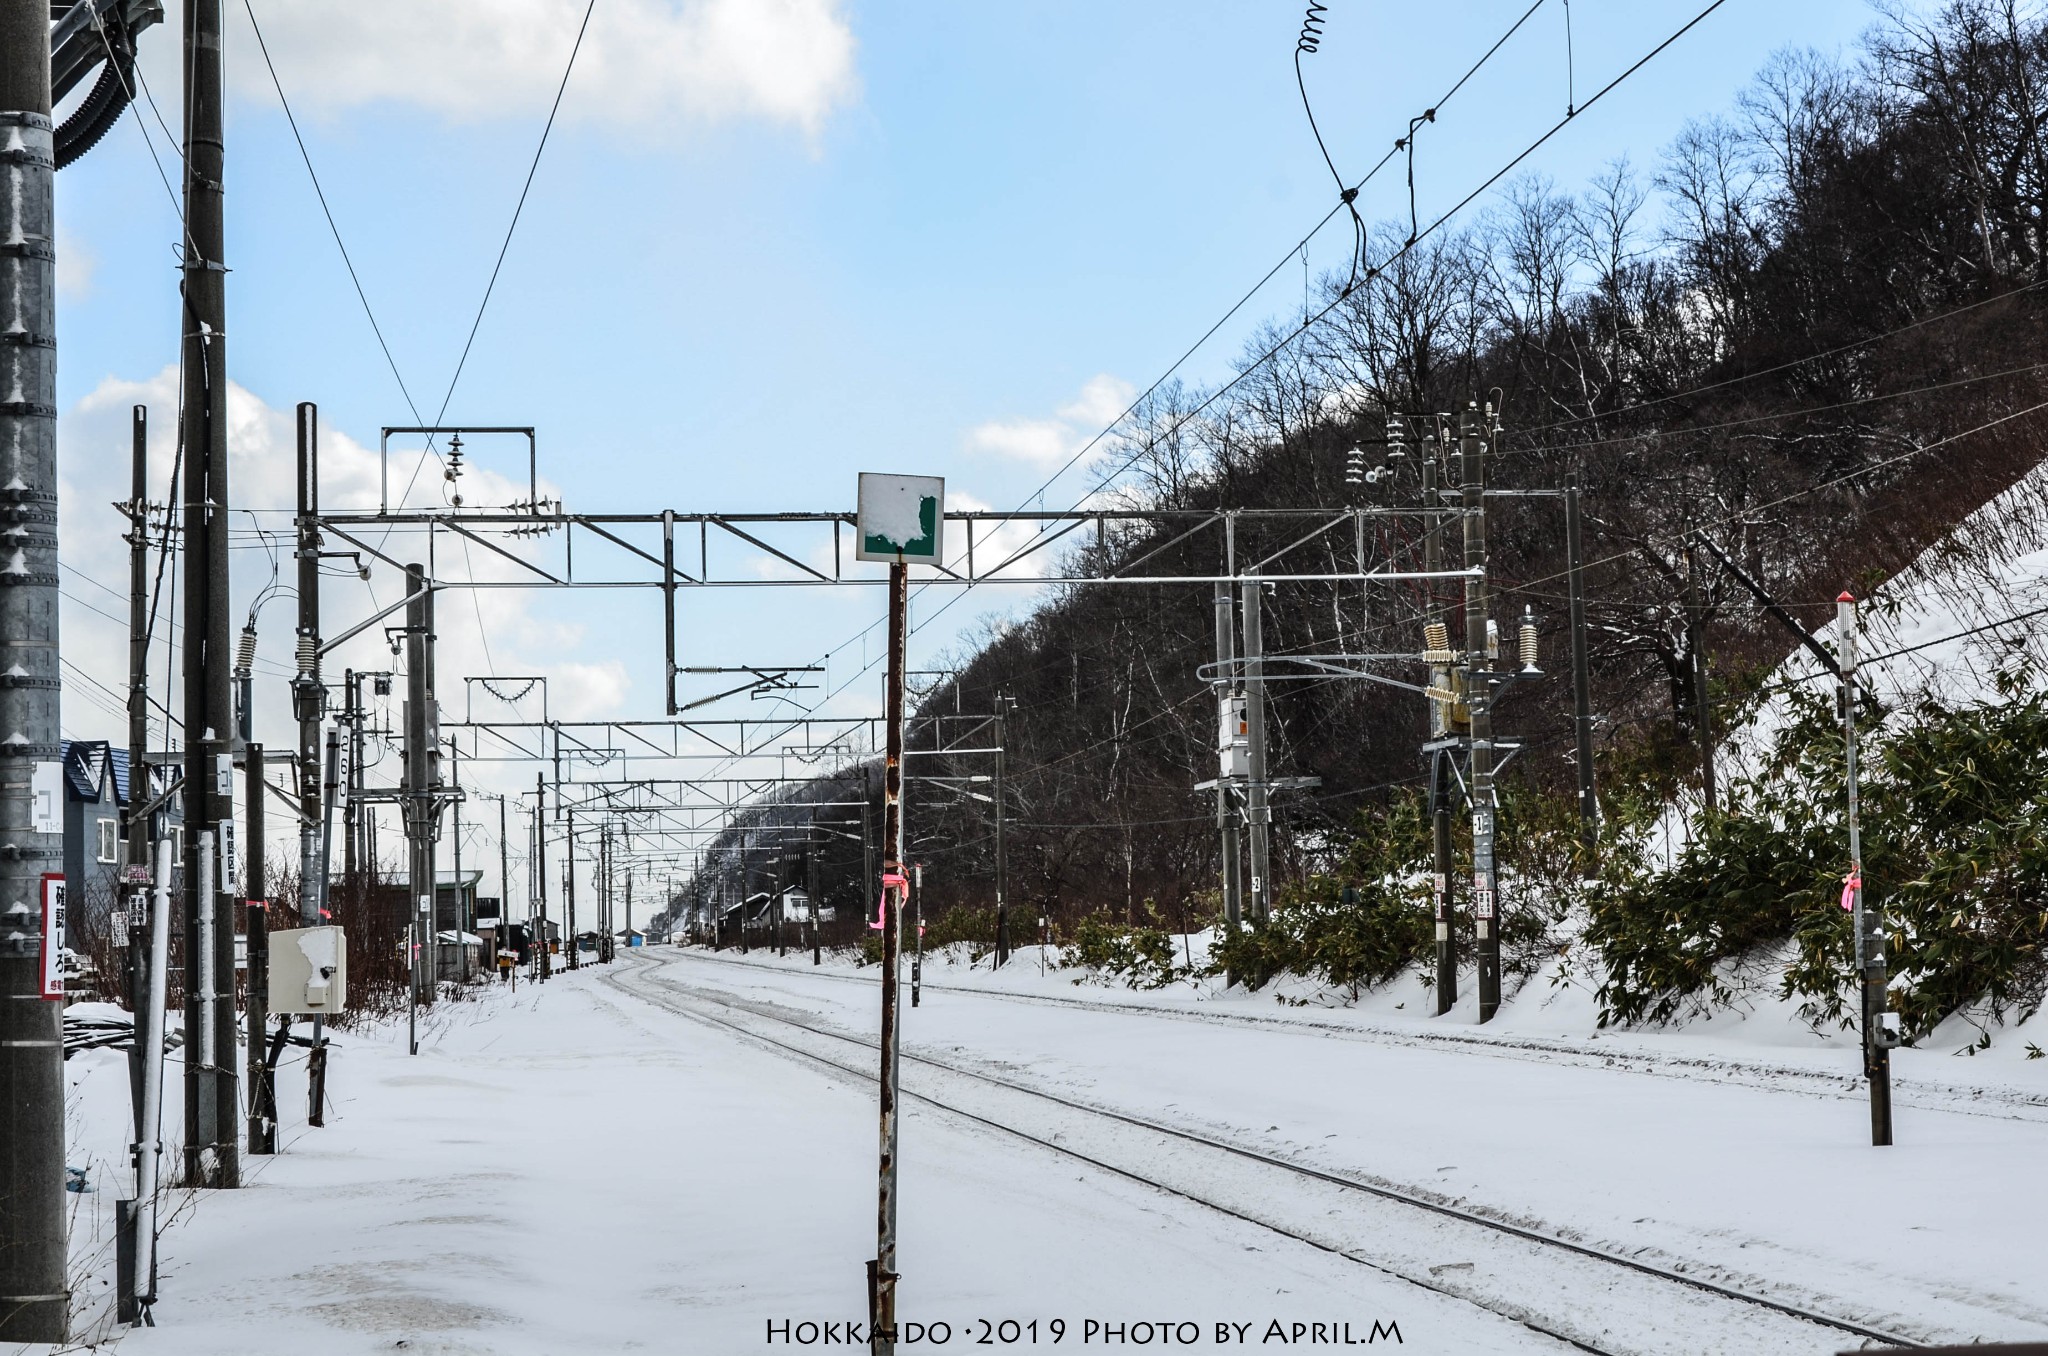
<box><xmin>856</xmin><ymin>474</ymin><xmax>944</xmax><ymax>564</ymax></box>
<box><xmin>268</xmin><ymin>925</ymin><xmax>348</xmax><ymax>1015</ymax></box>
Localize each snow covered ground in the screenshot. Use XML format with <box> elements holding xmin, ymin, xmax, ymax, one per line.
<box><xmin>32</xmin><ymin>944</ymin><xmax>2046</xmax><ymax>1355</ymax></box>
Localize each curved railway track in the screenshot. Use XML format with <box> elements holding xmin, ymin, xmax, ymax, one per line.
<box><xmin>606</xmin><ymin>952</ymin><xmax>1933</xmax><ymax>1356</ymax></box>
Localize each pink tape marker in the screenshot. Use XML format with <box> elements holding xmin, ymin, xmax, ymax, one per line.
<box><xmin>871</xmin><ymin>872</ymin><xmax>909</xmax><ymax>930</ymax></box>
<box><xmin>1839</xmin><ymin>870</ymin><xmax>1860</xmax><ymax>912</ymax></box>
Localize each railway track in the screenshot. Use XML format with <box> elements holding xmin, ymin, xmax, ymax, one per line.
<box><xmin>608</xmin><ymin>951</ymin><xmax>1935</xmax><ymax>1356</ymax></box>
<box><xmin>677</xmin><ymin>947</ymin><xmax>2048</xmax><ymax>1126</ymax></box>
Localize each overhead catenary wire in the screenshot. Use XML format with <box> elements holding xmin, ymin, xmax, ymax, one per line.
<box><xmin>887</xmin><ymin>0</ymin><xmax>1733</xmax><ymax>670</ymax></box>
<box><xmin>1510</xmin><ymin>277</ymin><xmax>2048</xmax><ymax>441</ymax></box>
<box><xmin>1521</xmin><ymin>354</ymin><xmax>2048</xmax><ymax>455</ymax></box>
<box><xmin>239</xmin><ymin>0</ymin><xmax>599</xmax><ymax>676</ymax></box>
<box><xmin>1500</xmin><ymin>394</ymin><xmax>2048</xmax><ymax>601</ymax></box>
<box><xmin>691</xmin><ymin>0</ymin><xmax>1577</xmax><ymax>759</ymax></box>
<box><xmin>241</xmin><ymin>0</ymin><xmax>425</xmax><ymax>447</ymax></box>
<box><xmin>718</xmin><ymin>0</ymin><xmax>1722</xmax><ymax>783</ymax></box>
<box><xmin>1293</xmin><ymin>0</ymin><xmax>1367</xmax><ymax>292</ymax></box>
<box><xmin>608</xmin><ymin>3</ymin><xmax>1741</xmax><ymax>868</ymax></box>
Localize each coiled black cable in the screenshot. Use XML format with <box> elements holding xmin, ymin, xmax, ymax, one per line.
<box><xmin>1297</xmin><ymin>0</ymin><xmax>1329</xmax><ymax>53</ymax></box>
<box><xmin>1293</xmin><ymin>2</ymin><xmax>1366</xmax><ymax>293</ymax></box>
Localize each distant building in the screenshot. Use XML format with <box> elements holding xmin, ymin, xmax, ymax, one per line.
<box><xmin>59</xmin><ymin>741</ymin><xmax>183</xmax><ymax>948</ymax></box>
<box><xmin>364</xmin><ymin>868</ymin><xmax>491</xmax><ymax>980</ymax></box>
<box><xmin>61</xmin><ymin>742</ymin><xmax>127</xmax><ymax>926</ymax></box>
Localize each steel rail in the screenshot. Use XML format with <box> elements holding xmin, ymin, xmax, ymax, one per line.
<box><xmin>613</xmin><ymin>958</ymin><xmax>1928</xmax><ymax>1353</ymax></box>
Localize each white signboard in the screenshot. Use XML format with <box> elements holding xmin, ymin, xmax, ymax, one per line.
<box><xmin>220</xmin><ymin>820</ymin><xmax>239</xmax><ymax>898</ymax></box>
<box><xmin>40</xmin><ymin>876</ymin><xmax>64</xmax><ymax>999</ymax></box>
<box><xmin>855</xmin><ymin>473</ymin><xmax>944</xmax><ymax>564</ymax></box>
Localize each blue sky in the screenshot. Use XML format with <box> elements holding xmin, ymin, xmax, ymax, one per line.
<box><xmin>54</xmin><ymin>0</ymin><xmax>1891</xmax><ymax>891</ymax></box>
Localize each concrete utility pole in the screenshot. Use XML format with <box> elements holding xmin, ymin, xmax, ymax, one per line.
<box><xmin>597</xmin><ymin>821</ymin><xmax>610</xmax><ymax>962</ymax></box>
<box><xmin>1838</xmin><ymin>593</ymin><xmax>1895</xmax><ymax>1146</ymax></box>
<box><xmin>909</xmin><ymin>862</ymin><xmax>922</xmax><ymax>1005</ymax></box>
<box><xmin>1686</xmin><ymin>545</ymin><xmax>1717</xmax><ymax>813</ymax></box>
<box><xmin>1565</xmin><ymin>474</ymin><xmax>1598</xmax><ymax>869</ymax></box>
<box><xmin>1241</xmin><ymin>574</ymin><xmax>1272</xmax><ymax>922</ymax></box>
<box><xmin>0</xmin><ymin>0</ymin><xmax>68</xmax><ymax>1336</ymax></box>
<box><xmin>807</xmin><ymin>828</ymin><xmax>822</xmax><ymax>966</ymax></box>
<box><xmin>1461</xmin><ymin>406</ymin><xmax>1502</xmax><ymax>1024</ymax></box>
<box><xmin>294</xmin><ymin>407</ymin><xmax>326</xmax><ymax>926</ymax></box>
<box><xmin>309</xmin><ymin>724</ymin><xmax>339</xmax><ymax>1127</ymax></box>
<box><xmin>179</xmin><ymin>0</ymin><xmax>239</xmax><ymax>1190</ymax></box>
<box><xmin>125</xmin><ymin>407</ymin><xmax>151</xmax><ymax>1124</ymax></box>
<box><xmin>1422</xmin><ymin>442</ymin><xmax>1457</xmax><ymax>1015</ymax></box>
<box><xmin>403</xmin><ymin>565</ymin><xmax>439</xmax><ymax>1050</ymax></box>
<box><xmin>533</xmin><ymin>774</ymin><xmax>550</xmax><ymax>980</ymax></box>
<box><xmin>992</xmin><ymin>693</ymin><xmax>1011</xmax><ymax>967</ymax></box>
<box><xmin>342</xmin><ymin>672</ymin><xmax>364</xmax><ymax>887</ymax></box>
<box><xmin>244</xmin><ymin>748</ymin><xmax>274</xmax><ymax>1155</ymax></box>
<box><xmin>871</xmin><ymin>561</ymin><xmax>909</xmax><ymax>1356</ymax></box>
<box><xmin>449</xmin><ymin>741</ymin><xmax>464</xmax><ymax>969</ymax></box>
<box><xmin>565</xmin><ymin>814</ymin><xmax>578</xmax><ymax>968</ymax></box>
<box><xmin>496</xmin><ymin>790</ymin><xmax>510</xmax><ymax>967</ymax></box>
<box><xmin>1212</xmin><ymin>581</ymin><xmax>1244</xmax><ymax>935</ymax></box>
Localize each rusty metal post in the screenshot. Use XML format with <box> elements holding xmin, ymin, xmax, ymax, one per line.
<box><xmin>870</xmin><ymin>560</ymin><xmax>908</xmax><ymax>1355</ymax></box>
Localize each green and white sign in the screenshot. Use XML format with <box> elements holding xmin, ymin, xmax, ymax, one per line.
<box><xmin>856</xmin><ymin>473</ymin><xmax>944</xmax><ymax>563</ymax></box>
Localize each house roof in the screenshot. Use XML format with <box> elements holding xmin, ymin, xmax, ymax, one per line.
<box><xmin>60</xmin><ymin>741</ymin><xmax>130</xmax><ymax>805</ymax></box>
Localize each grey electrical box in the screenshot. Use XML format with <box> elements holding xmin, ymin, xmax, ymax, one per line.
<box><xmin>268</xmin><ymin>926</ymin><xmax>348</xmax><ymax>1016</ymax></box>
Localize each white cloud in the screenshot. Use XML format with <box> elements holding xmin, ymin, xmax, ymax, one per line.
<box><xmin>56</xmin><ymin>366</ymin><xmax>620</xmax><ymax>782</ymax></box>
<box><xmin>56</xmin><ymin>226</ymin><xmax>94</xmax><ymax>300</ymax></box>
<box><xmin>1061</xmin><ymin>373</ymin><xmax>1138</xmax><ymax>428</ymax></box>
<box><xmin>964</xmin><ymin>373</ymin><xmax>1135</xmax><ymax>471</ymax></box>
<box><xmin>228</xmin><ymin>0</ymin><xmax>859</xmax><ymax>134</ymax></box>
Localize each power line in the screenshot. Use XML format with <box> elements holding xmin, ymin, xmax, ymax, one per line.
<box><xmin>241</xmin><ymin>0</ymin><xmax>425</xmax><ymax>436</ymax></box>
<box><xmin>428</xmin><ymin>0</ymin><xmax>596</xmax><ymax>440</ymax></box>
<box><xmin>898</xmin><ymin>0</ymin><xmax>1734</xmax><ymax>659</ymax></box>
<box><xmin>240</xmin><ymin>1</ymin><xmax>604</xmax><ymax>676</ymax></box>
<box><xmin>1512</xmin><ymin>278</ymin><xmax>2048</xmax><ymax>442</ymax></box>
<box><xmin>1533</xmin><ymin>357</ymin><xmax>2048</xmax><ymax>455</ymax></box>
<box><xmin>729</xmin><ymin>0</ymin><xmax>1720</xmax><ymax>786</ymax></box>
<box><xmin>1501</xmin><ymin>394</ymin><xmax>2048</xmax><ymax>600</ymax></box>
<box><xmin>671</xmin><ymin>0</ymin><xmax>1735</xmax><ymax>858</ymax></box>
<box><xmin>1754</xmin><ymin>599</ymin><xmax>2048</xmax><ymax>699</ymax></box>
<box><xmin>710</xmin><ymin>0</ymin><xmax>1587</xmax><ymax>754</ymax></box>
<box><xmin>1020</xmin><ymin>0</ymin><xmax>1555</xmax><ymax>523</ymax></box>
<box><xmin>86</xmin><ymin>5</ymin><xmax>186</xmax><ymax>235</ymax></box>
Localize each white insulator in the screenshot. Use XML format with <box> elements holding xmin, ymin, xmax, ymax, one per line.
<box><xmin>235</xmin><ymin>626</ymin><xmax>258</xmax><ymax>675</ymax></box>
<box><xmin>1424</xmin><ymin>621</ymin><xmax>1450</xmax><ymax>654</ymax></box>
<box><xmin>1520</xmin><ymin>620</ymin><xmax>1539</xmax><ymax>670</ymax></box>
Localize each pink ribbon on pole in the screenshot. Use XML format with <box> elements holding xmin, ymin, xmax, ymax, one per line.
<box><xmin>1839</xmin><ymin>868</ymin><xmax>1861</xmax><ymax>912</ymax></box>
<box><xmin>871</xmin><ymin>872</ymin><xmax>908</xmax><ymax>930</ymax></box>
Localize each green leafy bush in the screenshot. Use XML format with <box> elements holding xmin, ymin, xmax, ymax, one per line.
<box><xmin>1207</xmin><ymin>783</ymin><xmax>1609</xmax><ymax>998</ymax></box>
<box><xmin>1592</xmin><ymin>673</ymin><xmax>2048</xmax><ymax>1037</ymax></box>
<box><xmin>1060</xmin><ymin>909</ymin><xmax>1188</xmax><ymax>989</ymax></box>
<box><xmin>1207</xmin><ymin>885</ymin><xmax>1434</xmax><ymax>996</ymax></box>
<box><xmin>1207</xmin><ymin>793</ymin><xmax>1436</xmax><ymax>995</ymax></box>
